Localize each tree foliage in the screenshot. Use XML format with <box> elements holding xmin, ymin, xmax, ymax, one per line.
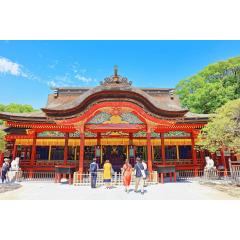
<box><xmin>176</xmin><ymin>56</ymin><xmax>240</xmax><ymax>114</ymax></box>
<box><xmin>0</xmin><ymin>103</ymin><xmax>37</xmax><ymax>151</ymax></box>
<box><xmin>196</xmin><ymin>99</ymin><xmax>240</xmax><ymax>153</ymax></box>
<box><xmin>0</xmin><ymin>129</ymin><xmax>6</xmax><ymax>151</ymax></box>
<box><xmin>0</xmin><ymin>103</ymin><xmax>37</xmax><ymax>113</ymax></box>
<box><xmin>0</xmin><ymin>103</ymin><xmax>37</xmax><ymax>125</ymax></box>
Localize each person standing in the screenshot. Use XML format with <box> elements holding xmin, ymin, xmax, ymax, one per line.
<box><xmin>142</xmin><ymin>159</ymin><xmax>148</xmax><ymax>187</ymax></box>
<box><xmin>89</xmin><ymin>158</ymin><xmax>99</xmax><ymax>188</ymax></box>
<box><xmin>122</xmin><ymin>159</ymin><xmax>132</xmax><ymax>193</ymax></box>
<box><xmin>134</xmin><ymin>158</ymin><xmax>146</xmax><ymax>195</ymax></box>
<box><xmin>1</xmin><ymin>158</ymin><xmax>10</xmax><ymax>183</ymax></box>
<box><xmin>103</xmin><ymin>160</ymin><xmax>113</xmax><ymax>189</ymax></box>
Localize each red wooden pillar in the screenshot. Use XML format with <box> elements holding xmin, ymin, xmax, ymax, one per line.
<box><xmin>97</xmin><ymin>133</ymin><xmax>101</xmax><ymax>145</ymax></box>
<box><xmin>160</xmin><ymin>133</ymin><xmax>166</xmax><ymax>165</ymax></box>
<box><xmin>0</xmin><ymin>151</ymin><xmax>4</xmax><ymax>167</ymax></box>
<box><xmin>129</xmin><ymin>133</ymin><xmax>133</xmax><ymax>145</ymax></box>
<box><xmin>63</xmin><ymin>132</ymin><xmax>69</xmax><ymax>165</ymax></box>
<box><xmin>191</xmin><ymin>133</ymin><xmax>198</xmax><ymax>176</ymax></box>
<box><xmin>129</xmin><ymin>133</ymin><xmax>133</xmax><ymax>164</ymax></box>
<box><xmin>12</xmin><ymin>141</ymin><xmax>17</xmax><ymax>159</ymax></box>
<box><xmin>79</xmin><ymin>131</ymin><xmax>84</xmax><ymax>173</ymax></box>
<box><xmin>147</xmin><ymin>131</ymin><xmax>153</xmax><ymax>172</ymax></box>
<box><xmin>30</xmin><ymin>132</ymin><xmax>37</xmax><ymax>166</ymax></box>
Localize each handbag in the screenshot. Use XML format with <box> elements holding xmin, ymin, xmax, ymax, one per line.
<box><xmin>111</xmin><ymin>167</ymin><xmax>115</xmax><ymax>175</ymax></box>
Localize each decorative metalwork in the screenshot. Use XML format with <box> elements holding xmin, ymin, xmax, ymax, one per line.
<box><xmin>164</xmin><ymin>131</ymin><xmax>191</xmax><ymax>137</ymax></box>
<box><xmin>37</xmin><ymin>131</ymin><xmax>65</xmax><ymax>137</ymax></box>
<box><xmin>100</xmin><ymin>66</ymin><xmax>132</xmax><ymax>86</ymax></box>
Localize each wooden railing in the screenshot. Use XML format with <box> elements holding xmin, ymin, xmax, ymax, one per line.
<box><xmin>73</xmin><ymin>171</ymin><xmax>158</xmax><ymax>186</ymax></box>
<box><xmin>21</xmin><ymin>171</ymin><xmax>55</xmax><ymax>181</ymax></box>
<box><xmin>153</xmin><ymin>160</ymin><xmax>194</xmax><ymax>165</ymax></box>
<box><xmin>11</xmin><ymin>168</ymin><xmax>240</xmax><ymax>186</ymax></box>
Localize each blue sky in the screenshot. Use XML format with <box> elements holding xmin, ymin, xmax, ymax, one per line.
<box><xmin>0</xmin><ymin>40</ymin><xmax>240</xmax><ymax>109</ymax></box>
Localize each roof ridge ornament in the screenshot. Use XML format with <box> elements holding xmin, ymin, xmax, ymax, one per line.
<box><xmin>100</xmin><ymin>66</ymin><xmax>132</xmax><ymax>86</ymax></box>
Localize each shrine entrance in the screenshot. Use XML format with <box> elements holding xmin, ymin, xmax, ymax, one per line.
<box><xmin>102</xmin><ymin>145</ymin><xmax>127</xmax><ymax>172</ymax></box>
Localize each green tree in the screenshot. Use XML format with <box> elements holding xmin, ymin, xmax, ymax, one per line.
<box><xmin>4</xmin><ymin>103</ymin><xmax>37</xmax><ymax>113</ymax></box>
<box><xmin>0</xmin><ymin>103</ymin><xmax>37</xmax><ymax>125</ymax></box>
<box><xmin>176</xmin><ymin>56</ymin><xmax>240</xmax><ymax>114</ymax></box>
<box><xmin>196</xmin><ymin>99</ymin><xmax>240</xmax><ymax>153</ymax></box>
<box><xmin>0</xmin><ymin>103</ymin><xmax>38</xmax><ymax>150</ymax></box>
<box><xmin>0</xmin><ymin>129</ymin><xmax>5</xmax><ymax>151</ymax></box>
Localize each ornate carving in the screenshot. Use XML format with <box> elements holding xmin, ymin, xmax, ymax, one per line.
<box><xmin>37</xmin><ymin>131</ymin><xmax>65</xmax><ymax>137</ymax></box>
<box><xmin>133</xmin><ymin>131</ymin><xmax>160</xmax><ymax>138</ymax></box>
<box><xmin>103</xmin><ymin>115</ymin><xmax>128</xmax><ymax>124</ymax></box>
<box><xmin>87</xmin><ymin>112</ymin><xmax>111</xmax><ymax>124</ymax></box>
<box><xmin>133</xmin><ymin>131</ymin><xmax>147</xmax><ymax>137</ymax></box>
<box><xmin>102</xmin><ymin>131</ymin><xmax>129</xmax><ymax>136</ymax></box>
<box><xmin>69</xmin><ymin>131</ymin><xmax>97</xmax><ymax>137</ymax></box>
<box><xmin>121</xmin><ymin>112</ymin><xmax>143</xmax><ymax>124</ymax></box>
<box><xmin>100</xmin><ymin>66</ymin><xmax>132</xmax><ymax>86</ymax></box>
<box><xmin>87</xmin><ymin>109</ymin><xmax>144</xmax><ymax>125</ymax></box>
<box><xmin>164</xmin><ymin>131</ymin><xmax>191</xmax><ymax>137</ymax></box>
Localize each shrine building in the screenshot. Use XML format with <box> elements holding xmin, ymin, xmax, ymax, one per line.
<box><xmin>0</xmin><ymin>67</ymin><xmax>228</xmax><ymax>174</ymax></box>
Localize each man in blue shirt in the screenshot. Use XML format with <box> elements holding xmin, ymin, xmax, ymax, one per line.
<box><xmin>134</xmin><ymin>157</ymin><xmax>145</xmax><ymax>194</ymax></box>
<box><xmin>89</xmin><ymin>158</ymin><xmax>99</xmax><ymax>188</ymax></box>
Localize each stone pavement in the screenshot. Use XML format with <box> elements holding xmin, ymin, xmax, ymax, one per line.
<box><xmin>0</xmin><ymin>180</ymin><xmax>237</xmax><ymax>200</ymax></box>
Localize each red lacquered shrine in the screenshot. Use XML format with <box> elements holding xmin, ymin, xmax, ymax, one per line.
<box><xmin>0</xmin><ymin>67</ymin><xmax>227</xmax><ymax>174</ymax></box>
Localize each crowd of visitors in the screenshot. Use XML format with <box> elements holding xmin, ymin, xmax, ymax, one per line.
<box><xmin>89</xmin><ymin>157</ymin><xmax>148</xmax><ymax>194</ymax></box>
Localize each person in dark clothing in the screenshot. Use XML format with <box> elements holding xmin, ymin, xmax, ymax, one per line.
<box><xmin>89</xmin><ymin>158</ymin><xmax>99</xmax><ymax>188</ymax></box>
<box><xmin>1</xmin><ymin>158</ymin><xmax>10</xmax><ymax>183</ymax></box>
<box><xmin>134</xmin><ymin>157</ymin><xmax>145</xmax><ymax>194</ymax></box>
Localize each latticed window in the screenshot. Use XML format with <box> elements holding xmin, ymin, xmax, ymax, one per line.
<box><xmin>135</xmin><ymin>146</ymin><xmax>147</xmax><ymax>160</ymax></box>
<box><xmin>165</xmin><ymin>146</ymin><xmax>177</xmax><ymax>160</ymax></box>
<box><xmin>36</xmin><ymin>146</ymin><xmax>49</xmax><ymax>160</ymax></box>
<box><xmin>84</xmin><ymin>146</ymin><xmax>95</xmax><ymax>161</ymax></box>
<box><xmin>178</xmin><ymin>145</ymin><xmax>192</xmax><ymax>159</ymax></box>
<box><xmin>153</xmin><ymin>146</ymin><xmax>162</xmax><ymax>161</ymax></box>
<box><xmin>51</xmin><ymin>146</ymin><xmax>64</xmax><ymax>160</ymax></box>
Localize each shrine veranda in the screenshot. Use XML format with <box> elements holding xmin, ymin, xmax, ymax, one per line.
<box><xmin>0</xmin><ymin>68</ymin><xmax>234</xmax><ymax>175</ymax></box>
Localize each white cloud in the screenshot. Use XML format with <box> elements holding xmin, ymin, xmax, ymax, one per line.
<box><xmin>75</xmin><ymin>74</ymin><xmax>96</xmax><ymax>83</ymax></box>
<box><xmin>47</xmin><ymin>80</ymin><xmax>57</xmax><ymax>87</ymax></box>
<box><xmin>0</xmin><ymin>57</ymin><xmax>23</xmax><ymax>76</ymax></box>
<box><xmin>0</xmin><ymin>57</ymin><xmax>97</xmax><ymax>87</ymax></box>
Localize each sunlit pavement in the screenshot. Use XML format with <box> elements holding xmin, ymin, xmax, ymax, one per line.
<box><xmin>0</xmin><ymin>180</ymin><xmax>237</xmax><ymax>200</ymax></box>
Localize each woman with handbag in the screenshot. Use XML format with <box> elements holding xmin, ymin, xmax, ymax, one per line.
<box><xmin>122</xmin><ymin>159</ymin><xmax>132</xmax><ymax>193</ymax></box>
<box><xmin>103</xmin><ymin>160</ymin><xmax>113</xmax><ymax>189</ymax></box>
